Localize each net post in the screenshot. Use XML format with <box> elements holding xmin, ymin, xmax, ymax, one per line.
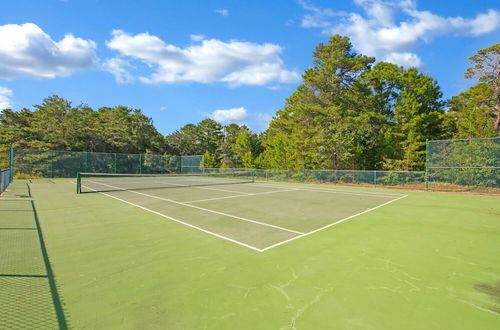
<box><xmin>76</xmin><ymin>172</ymin><xmax>81</xmax><ymax>194</ymax></box>
<box><xmin>425</xmin><ymin>139</ymin><xmax>429</xmax><ymax>192</ymax></box>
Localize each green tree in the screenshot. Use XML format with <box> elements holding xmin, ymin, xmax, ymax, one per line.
<box><xmin>0</xmin><ymin>95</ymin><xmax>165</xmax><ymax>154</ymax></box>
<box><xmin>196</xmin><ymin>119</ymin><xmax>223</xmax><ymax>154</ymax></box>
<box><xmin>217</xmin><ymin>124</ymin><xmax>243</xmax><ymax>167</ymax></box>
<box><xmin>234</xmin><ymin>128</ymin><xmax>254</xmax><ymax>168</ymax></box>
<box><xmin>389</xmin><ymin>68</ymin><xmax>445</xmax><ymax>170</ymax></box>
<box><xmin>445</xmin><ymin>83</ymin><xmax>499</xmax><ymax>138</ymax></box>
<box><xmin>165</xmin><ymin>124</ymin><xmax>200</xmax><ymax>155</ymax></box>
<box><xmin>217</xmin><ymin>141</ymin><xmax>236</xmax><ymax>168</ymax></box>
<box><xmin>263</xmin><ymin>36</ymin><xmax>445</xmax><ymax>171</ymax></box>
<box><xmin>465</xmin><ymin>43</ymin><xmax>500</xmax><ymax>131</ymax></box>
<box><xmin>263</xmin><ymin>35</ymin><xmax>380</xmax><ymax>170</ymax></box>
<box><xmin>202</xmin><ymin>150</ymin><xmax>217</xmax><ymax>168</ymax></box>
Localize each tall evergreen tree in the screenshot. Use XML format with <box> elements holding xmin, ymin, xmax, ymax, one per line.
<box><xmin>263</xmin><ymin>35</ymin><xmax>377</xmax><ymax>170</ymax></box>
<box><xmin>465</xmin><ymin>43</ymin><xmax>500</xmax><ymax>131</ymax></box>
<box><xmin>445</xmin><ymin>83</ymin><xmax>499</xmax><ymax>138</ymax></box>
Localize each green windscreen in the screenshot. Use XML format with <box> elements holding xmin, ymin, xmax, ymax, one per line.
<box><xmin>13</xmin><ymin>149</ymin><xmax>203</xmax><ymax>178</ymax></box>
<box><xmin>0</xmin><ymin>168</ymin><xmax>11</xmax><ymax>194</ymax></box>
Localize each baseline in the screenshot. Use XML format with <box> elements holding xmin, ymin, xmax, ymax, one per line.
<box><xmin>253</xmin><ymin>182</ymin><xmax>405</xmax><ymax>198</ymax></box>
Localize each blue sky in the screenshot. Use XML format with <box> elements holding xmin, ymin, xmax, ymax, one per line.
<box><xmin>0</xmin><ymin>0</ymin><xmax>499</xmax><ymax>135</ymax></box>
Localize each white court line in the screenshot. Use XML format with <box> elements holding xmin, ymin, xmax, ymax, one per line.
<box><xmin>184</xmin><ymin>189</ymin><xmax>298</xmax><ymax>203</ymax></box>
<box><xmin>254</xmin><ymin>182</ymin><xmax>405</xmax><ymax>198</ymax></box>
<box><xmin>74</xmin><ymin>181</ymin><xmax>408</xmax><ymax>252</ymax></box>
<box><xmin>154</xmin><ymin>181</ymin><xmax>251</xmax><ymax>195</ymax></box>
<box><xmin>259</xmin><ymin>194</ymin><xmax>408</xmax><ymax>252</ymax></box>
<box><xmin>87</xmin><ymin>180</ymin><xmax>304</xmax><ymax>235</ymax></box>
<box><xmin>79</xmin><ymin>183</ymin><xmax>265</xmax><ymax>252</ymax></box>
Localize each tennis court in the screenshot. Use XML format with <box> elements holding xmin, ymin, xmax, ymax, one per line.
<box><xmin>76</xmin><ymin>172</ymin><xmax>406</xmax><ymax>252</ymax></box>
<box><xmin>1</xmin><ymin>176</ymin><xmax>499</xmax><ymax>330</ymax></box>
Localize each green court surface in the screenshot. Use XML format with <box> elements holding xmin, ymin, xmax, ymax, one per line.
<box><xmin>1</xmin><ymin>179</ymin><xmax>499</xmax><ymax>329</ymax></box>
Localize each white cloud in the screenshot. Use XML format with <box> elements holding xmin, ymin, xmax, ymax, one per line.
<box><xmin>105</xmin><ymin>30</ymin><xmax>300</xmax><ymax>86</ymax></box>
<box><xmin>102</xmin><ymin>58</ymin><xmax>134</xmax><ymax>83</ymax></box>
<box><xmin>190</xmin><ymin>34</ymin><xmax>205</xmax><ymax>42</ymax></box>
<box><xmin>0</xmin><ymin>86</ymin><xmax>13</xmax><ymax>110</ymax></box>
<box><xmin>211</xmin><ymin>107</ymin><xmax>248</xmax><ymax>123</ymax></box>
<box><xmin>0</xmin><ymin>23</ymin><xmax>97</xmax><ymax>79</ymax></box>
<box><xmin>216</xmin><ymin>9</ymin><xmax>229</xmax><ymax>16</ymax></box>
<box><xmin>299</xmin><ymin>0</ymin><xmax>345</xmax><ymax>28</ymax></box>
<box><xmin>448</xmin><ymin>9</ymin><xmax>500</xmax><ymax>36</ymax></box>
<box><xmin>160</xmin><ymin>106</ymin><xmax>168</xmax><ymax>111</ymax></box>
<box><xmin>299</xmin><ymin>0</ymin><xmax>500</xmax><ymax>68</ymax></box>
<box><xmin>384</xmin><ymin>52</ymin><xmax>423</xmax><ymax>68</ymax></box>
<box><xmin>257</xmin><ymin>113</ymin><xmax>273</xmax><ymax>130</ymax></box>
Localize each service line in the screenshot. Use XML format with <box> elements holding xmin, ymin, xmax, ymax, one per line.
<box><xmin>87</xmin><ymin>180</ymin><xmax>304</xmax><ymax>235</ymax></box>
<box><xmin>183</xmin><ymin>188</ymin><xmax>298</xmax><ymax>203</ymax></box>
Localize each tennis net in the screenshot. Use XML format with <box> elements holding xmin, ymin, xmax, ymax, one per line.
<box><xmin>76</xmin><ymin>171</ymin><xmax>255</xmax><ymax>193</ymax></box>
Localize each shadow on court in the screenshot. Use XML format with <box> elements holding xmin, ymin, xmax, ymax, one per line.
<box><xmin>0</xmin><ymin>199</ymin><xmax>68</xmax><ymax>329</ymax></box>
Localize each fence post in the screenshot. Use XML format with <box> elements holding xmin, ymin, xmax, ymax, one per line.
<box><xmin>374</xmin><ymin>170</ymin><xmax>377</xmax><ymax>186</ymax></box>
<box><xmin>9</xmin><ymin>145</ymin><xmax>14</xmax><ymax>181</ymax></box>
<box><xmin>114</xmin><ymin>153</ymin><xmax>117</xmax><ymax>173</ymax></box>
<box><xmin>425</xmin><ymin>139</ymin><xmax>429</xmax><ymax>192</ymax></box>
<box><xmin>85</xmin><ymin>152</ymin><xmax>89</xmax><ymax>173</ymax></box>
<box><xmin>139</xmin><ymin>154</ymin><xmax>142</xmax><ymax>174</ymax></box>
<box><xmin>50</xmin><ymin>151</ymin><xmax>54</xmax><ymax>178</ymax></box>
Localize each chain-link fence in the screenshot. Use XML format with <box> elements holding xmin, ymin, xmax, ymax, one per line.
<box><xmin>12</xmin><ymin>148</ymin><xmax>203</xmax><ymax>178</ymax></box>
<box><xmin>180</xmin><ymin>155</ymin><xmax>204</xmax><ymax>173</ymax></box>
<box><xmin>427</xmin><ymin>137</ymin><xmax>500</xmax><ymax>192</ymax></box>
<box><xmin>203</xmin><ymin>168</ymin><xmax>426</xmax><ymax>189</ymax></box>
<box><xmin>0</xmin><ymin>168</ymin><xmax>11</xmax><ymax>194</ymax></box>
<box><xmin>8</xmin><ymin>138</ymin><xmax>500</xmax><ymax>193</ymax></box>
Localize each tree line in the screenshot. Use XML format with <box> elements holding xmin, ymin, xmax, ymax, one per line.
<box><xmin>1</xmin><ymin>35</ymin><xmax>498</xmax><ymax>171</ymax></box>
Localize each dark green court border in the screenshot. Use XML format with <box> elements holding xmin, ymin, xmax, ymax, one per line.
<box><xmin>30</xmin><ymin>200</ymin><xmax>68</xmax><ymax>330</ymax></box>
